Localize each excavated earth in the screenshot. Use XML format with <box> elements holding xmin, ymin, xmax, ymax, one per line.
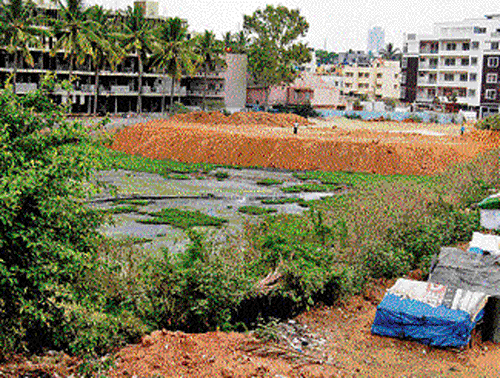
<box><xmin>109</xmin><ymin>111</ymin><xmax>500</xmax><ymax>176</ymax></box>
<box><xmin>4</xmin><ymin>113</ymin><xmax>500</xmax><ymax>377</ymax></box>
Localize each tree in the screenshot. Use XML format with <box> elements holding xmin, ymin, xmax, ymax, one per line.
<box><xmin>0</xmin><ymin>0</ymin><xmax>47</xmax><ymax>94</ymax></box>
<box><xmin>50</xmin><ymin>0</ymin><xmax>100</xmax><ymax>79</ymax></box>
<box><xmin>86</xmin><ymin>5</ymin><xmax>124</xmax><ymax>115</ymax></box>
<box><xmin>194</xmin><ymin>30</ymin><xmax>225</xmax><ymax>111</ymax></box>
<box><xmin>379</xmin><ymin>42</ymin><xmax>401</xmax><ymax>61</ymax></box>
<box><xmin>244</xmin><ymin>5</ymin><xmax>311</xmax><ymax>108</ymax></box>
<box><xmin>0</xmin><ymin>74</ymin><xmax>105</xmax><ymax>354</ymax></box>
<box><xmin>150</xmin><ymin>17</ymin><xmax>197</xmax><ymax>113</ymax></box>
<box><xmin>116</xmin><ymin>5</ymin><xmax>157</xmax><ymax>114</ymax></box>
<box><xmin>222</xmin><ymin>30</ymin><xmax>248</xmax><ymax>54</ymax></box>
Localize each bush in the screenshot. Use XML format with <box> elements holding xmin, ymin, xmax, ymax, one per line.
<box><xmin>0</xmin><ymin>75</ymin><xmax>106</xmax><ymax>356</ymax></box>
<box><xmin>476</xmin><ymin>114</ymin><xmax>500</xmax><ymax>130</ymax></box>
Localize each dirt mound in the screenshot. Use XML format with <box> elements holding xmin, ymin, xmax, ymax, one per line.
<box><xmin>169</xmin><ymin>111</ymin><xmax>312</xmax><ymax>128</ymax></box>
<box><xmin>110</xmin><ymin>116</ymin><xmax>500</xmax><ymax>176</ymax></box>
<box><xmin>467</xmin><ymin>129</ymin><xmax>500</xmax><ymax>144</ymax></box>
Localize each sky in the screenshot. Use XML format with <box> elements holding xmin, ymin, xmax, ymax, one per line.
<box><xmin>86</xmin><ymin>0</ymin><xmax>500</xmax><ymax>52</ymax></box>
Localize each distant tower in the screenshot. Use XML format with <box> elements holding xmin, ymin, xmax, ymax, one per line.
<box><xmin>367</xmin><ymin>26</ymin><xmax>385</xmax><ymax>55</ymax></box>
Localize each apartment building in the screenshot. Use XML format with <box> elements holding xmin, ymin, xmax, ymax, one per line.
<box><xmin>0</xmin><ymin>1</ymin><xmax>247</xmax><ymax>114</ymax></box>
<box><xmin>342</xmin><ymin>58</ymin><xmax>400</xmax><ymax>99</ymax></box>
<box><xmin>401</xmin><ymin>15</ymin><xmax>500</xmax><ymax>116</ymax></box>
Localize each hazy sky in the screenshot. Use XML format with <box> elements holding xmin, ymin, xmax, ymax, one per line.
<box><xmin>87</xmin><ymin>0</ymin><xmax>500</xmax><ymax>52</ymax></box>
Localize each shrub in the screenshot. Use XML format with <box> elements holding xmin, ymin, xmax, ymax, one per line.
<box><xmin>476</xmin><ymin>114</ymin><xmax>500</xmax><ymax>130</ymax></box>
<box><xmin>238</xmin><ymin>206</ymin><xmax>278</xmax><ymax>215</ymax></box>
<box><xmin>0</xmin><ymin>75</ymin><xmax>106</xmax><ymax>356</ymax></box>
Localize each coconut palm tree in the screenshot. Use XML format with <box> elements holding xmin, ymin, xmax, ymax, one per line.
<box><xmin>50</xmin><ymin>0</ymin><xmax>100</xmax><ymax>80</ymax></box>
<box><xmin>150</xmin><ymin>17</ymin><xmax>198</xmax><ymax>113</ymax></box>
<box><xmin>194</xmin><ymin>30</ymin><xmax>225</xmax><ymax>111</ymax></box>
<box><xmin>379</xmin><ymin>42</ymin><xmax>401</xmax><ymax>61</ymax></box>
<box><xmin>86</xmin><ymin>5</ymin><xmax>124</xmax><ymax>115</ymax></box>
<box><xmin>116</xmin><ymin>5</ymin><xmax>157</xmax><ymax>114</ymax></box>
<box><xmin>0</xmin><ymin>0</ymin><xmax>47</xmax><ymax>94</ymax></box>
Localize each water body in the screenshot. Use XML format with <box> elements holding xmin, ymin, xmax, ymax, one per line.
<box><xmin>90</xmin><ymin>168</ymin><xmax>344</xmax><ymax>252</ymax></box>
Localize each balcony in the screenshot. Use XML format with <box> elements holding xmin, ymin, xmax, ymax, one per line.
<box><xmin>417</xmin><ymin>78</ymin><xmax>437</xmax><ymax>85</ymax></box>
<box><xmin>419</xmin><ymin>48</ymin><xmax>439</xmax><ymax>54</ymax></box>
<box><xmin>186</xmin><ymin>89</ymin><xmax>224</xmax><ymax>97</ymax></box>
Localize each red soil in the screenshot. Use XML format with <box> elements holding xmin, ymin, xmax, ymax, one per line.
<box><xmin>110</xmin><ymin>113</ymin><xmax>500</xmax><ymax>176</ymax></box>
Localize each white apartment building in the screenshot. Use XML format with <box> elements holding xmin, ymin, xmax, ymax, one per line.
<box><xmin>401</xmin><ymin>15</ymin><xmax>500</xmax><ymax>116</ymax></box>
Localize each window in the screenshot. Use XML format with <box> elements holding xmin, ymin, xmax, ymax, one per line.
<box><xmin>444</xmin><ymin>73</ymin><xmax>455</xmax><ymax>81</ymax></box>
<box><xmin>358</xmin><ymin>72</ymin><xmax>363</xmax><ymax>78</ymax></box>
<box><xmin>364</xmin><ymin>73</ymin><xmax>370</xmax><ymax>78</ymax></box>
<box><xmin>446</xmin><ymin>43</ymin><xmax>456</xmax><ymax>51</ymax></box>
<box><xmin>469</xmin><ymin>89</ymin><xmax>476</xmax><ymax>97</ymax></box>
<box><xmin>470</xmin><ymin>73</ymin><xmax>477</xmax><ymax>81</ymax></box>
<box><xmin>463</xmin><ymin>42</ymin><xmax>470</xmax><ymax>50</ymax></box>
<box><xmin>492</xmin><ymin>42</ymin><xmax>500</xmax><ymax>50</ymax></box>
<box><xmin>471</xmin><ymin>57</ymin><xmax>478</xmax><ymax>65</ymax></box>
<box><xmin>444</xmin><ymin>58</ymin><xmax>455</xmax><ymax>66</ymax></box>
<box><xmin>460</xmin><ymin>73</ymin><xmax>468</xmax><ymax>81</ymax></box>
<box><xmin>377</xmin><ymin>73</ymin><xmax>382</xmax><ymax>78</ymax></box>
<box><xmin>488</xmin><ymin>57</ymin><xmax>500</xmax><ymax>67</ymax></box>
<box><xmin>485</xmin><ymin>89</ymin><xmax>497</xmax><ymax>100</ymax></box>
<box><xmin>401</xmin><ymin>58</ymin><xmax>407</xmax><ymax>68</ymax></box>
<box><xmin>461</xmin><ymin>58</ymin><xmax>469</xmax><ymax>66</ymax></box>
<box><xmin>474</xmin><ymin>26</ymin><xmax>486</xmax><ymax>34</ymax></box>
<box><xmin>472</xmin><ymin>41</ymin><xmax>480</xmax><ymax>49</ymax></box>
<box><xmin>346</xmin><ymin>72</ymin><xmax>353</xmax><ymax>77</ymax></box>
<box><xmin>487</xmin><ymin>73</ymin><xmax>498</xmax><ymax>83</ymax></box>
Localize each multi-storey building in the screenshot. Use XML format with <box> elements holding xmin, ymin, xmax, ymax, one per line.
<box><xmin>0</xmin><ymin>0</ymin><xmax>247</xmax><ymax>114</ymax></box>
<box><xmin>367</xmin><ymin>26</ymin><xmax>385</xmax><ymax>56</ymax></box>
<box><xmin>401</xmin><ymin>15</ymin><xmax>500</xmax><ymax>116</ymax></box>
<box><xmin>341</xmin><ymin>58</ymin><xmax>400</xmax><ymax>99</ymax></box>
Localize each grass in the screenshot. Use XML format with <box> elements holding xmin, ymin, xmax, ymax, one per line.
<box><xmin>256</xmin><ymin>178</ymin><xmax>283</xmax><ymax>186</ymax></box>
<box><xmin>137</xmin><ymin>208</ymin><xmax>228</xmax><ymax>229</ymax></box>
<box><xmin>238</xmin><ymin>206</ymin><xmax>278</xmax><ymax>215</ymax></box>
<box><xmin>214</xmin><ymin>171</ymin><xmax>230</xmax><ymax>180</ymax></box>
<box><xmin>103</xmin><ymin>205</ymin><xmax>139</xmax><ymax>214</ymax></box>
<box><xmin>113</xmin><ymin>199</ymin><xmax>150</xmax><ymax>206</ymax></box>
<box><xmin>82</xmin><ymin>144</ymin><xmax>219</xmax><ymax>176</ymax></box>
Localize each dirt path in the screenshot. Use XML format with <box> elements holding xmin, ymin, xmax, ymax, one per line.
<box><xmin>110</xmin><ymin>114</ymin><xmax>500</xmax><ymax>176</ymax></box>
<box><xmin>6</xmin><ymin>280</ymin><xmax>500</xmax><ymax>377</ymax></box>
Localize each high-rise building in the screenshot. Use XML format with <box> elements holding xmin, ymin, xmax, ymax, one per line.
<box><xmin>400</xmin><ymin>15</ymin><xmax>500</xmax><ymax>117</ymax></box>
<box><xmin>367</xmin><ymin>27</ymin><xmax>385</xmax><ymax>55</ymax></box>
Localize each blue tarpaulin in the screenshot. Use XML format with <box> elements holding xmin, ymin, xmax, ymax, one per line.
<box><xmin>371</xmin><ymin>293</ymin><xmax>483</xmax><ymax>348</ymax></box>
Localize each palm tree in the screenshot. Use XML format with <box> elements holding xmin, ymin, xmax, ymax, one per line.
<box><xmin>0</xmin><ymin>0</ymin><xmax>47</xmax><ymax>94</ymax></box>
<box><xmin>150</xmin><ymin>17</ymin><xmax>198</xmax><ymax>113</ymax></box>
<box><xmin>50</xmin><ymin>0</ymin><xmax>100</xmax><ymax>80</ymax></box>
<box><xmin>116</xmin><ymin>5</ymin><xmax>157</xmax><ymax>114</ymax></box>
<box><xmin>87</xmin><ymin>5</ymin><xmax>123</xmax><ymax>115</ymax></box>
<box><xmin>379</xmin><ymin>42</ymin><xmax>401</xmax><ymax>61</ymax></box>
<box><xmin>194</xmin><ymin>30</ymin><xmax>225</xmax><ymax>111</ymax></box>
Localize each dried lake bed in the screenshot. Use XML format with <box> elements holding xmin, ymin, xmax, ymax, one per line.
<box><xmin>89</xmin><ymin>167</ymin><xmax>345</xmax><ymax>252</ymax></box>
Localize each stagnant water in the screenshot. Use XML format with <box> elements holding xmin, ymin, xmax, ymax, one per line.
<box><xmin>89</xmin><ymin>167</ymin><xmax>345</xmax><ymax>252</ymax></box>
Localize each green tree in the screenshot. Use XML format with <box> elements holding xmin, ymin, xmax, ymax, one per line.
<box><xmin>116</xmin><ymin>4</ymin><xmax>157</xmax><ymax>113</ymax></box>
<box><xmin>379</xmin><ymin>42</ymin><xmax>401</xmax><ymax>61</ymax></box>
<box><xmin>51</xmin><ymin>0</ymin><xmax>100</xmax><ymax>79</ymax></box>
<box><xmin>150</xmin><ymin>17</ymin><xmax>197</xmax><ymax>113</ymax></box>
<box><xmin>194</xmin><ymin>30</ymin><xmax>225</xmax><ymax>111</ymax></box>
<box><xmin>244</xmin><ymin>5</ymin><xmax>311</xmax><ymax>108</ymax></box>
<box><xmin>0</xmin><ymin>0</ymin><xmax>47</xmax><ymax>94</ymax></box>
<box><xmin>86</xmin><ymin>5</ymin><xmax>124</xmax><ymax>115</ymax></box>
<box><xmin>0</xmin><ymin>74</ymin><xmax>105</xmax><ymax>355</ymax></box>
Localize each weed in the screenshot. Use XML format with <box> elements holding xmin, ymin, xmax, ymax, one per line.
<box><xmin>238</xmin><ymin>206</ymin><xmax>278</xmax><ymax>215</ymax></box>
<box><xmin>256</xmin><ymin>178</ymin><xmax>284</xmax><ymax>186</ymax></box>
<box><xmin>138</xmin><ymin>208</ymin><xmax>228</xmax><ymax>228</ymax></box>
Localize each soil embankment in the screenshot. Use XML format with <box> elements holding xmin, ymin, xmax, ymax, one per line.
<box><xmin>110</xmin><ymin>112</ymin><xmax>500</xmax><ymax>176</ymax></box>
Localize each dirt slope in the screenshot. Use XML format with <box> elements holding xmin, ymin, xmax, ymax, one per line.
<box><xmin>110</xmin><ymin>113</ymin><xmax>500</xmax><ymax>176</ymax></box>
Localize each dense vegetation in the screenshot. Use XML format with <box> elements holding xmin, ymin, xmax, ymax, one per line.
<box><xmin>1</xmin><ymin>78</ymin><xmax>498</xmax><ymax>365</ymax></box>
